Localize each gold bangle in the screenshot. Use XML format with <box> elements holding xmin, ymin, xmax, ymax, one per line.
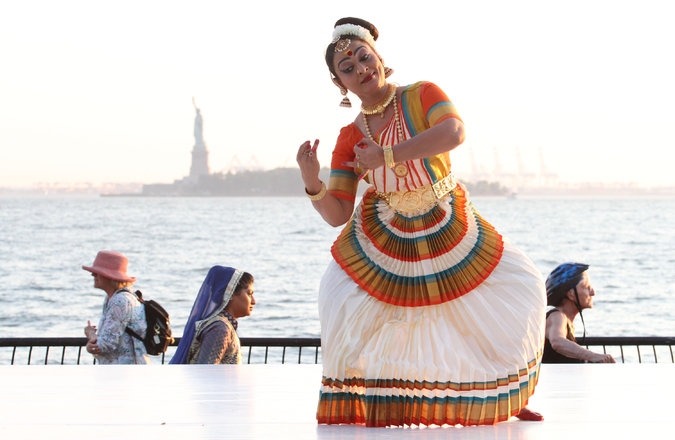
<box><xmin>383</xmin><ymin>145</ymin><xmax>395</xmax><ymax>169</ymax></box>
<box><xmin>305</xmin><ymin>181</ymin><xmax>327</xmax><ymax>201</ymax></box>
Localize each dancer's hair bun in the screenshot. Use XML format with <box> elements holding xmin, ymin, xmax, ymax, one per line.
<box><xmin>334</xmin><ymin>17</ymin><xmax>379</xmax><ymax>41</ymax></box>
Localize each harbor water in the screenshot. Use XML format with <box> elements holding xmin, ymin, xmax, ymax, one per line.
<box><xmin>1</xmin><ymin>194</ymin><xmax>673</xmax><ymax>343</ymax></box>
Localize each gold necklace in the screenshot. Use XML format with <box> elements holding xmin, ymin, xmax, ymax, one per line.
<box><xmin>362</xmin><ymin>92</ymin><xmax>409</xmax><ymax>178</ymax></box>
<box><xmin>361</xmin><ymin>84</ymin><xmax>397</xmax><ymax>118</ymax></box>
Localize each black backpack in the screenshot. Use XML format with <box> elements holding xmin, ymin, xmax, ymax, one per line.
<box><xmin>125</xmin><ymin>290</ymin><xmax>174</xmax><ymax>355</ymax></box>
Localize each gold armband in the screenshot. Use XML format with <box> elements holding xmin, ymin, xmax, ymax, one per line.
<box><xmin>306</xmin><ymin>181</ymin><xmax>327</xmax><ymax>201</ymax></box>
<box><xmin>383</xmin><ymin>145</ymin><xmax>395</xmax><ymax>169</ymax></box>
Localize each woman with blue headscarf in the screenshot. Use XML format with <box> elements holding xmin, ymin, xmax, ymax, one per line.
<box><xmin>543</xmin><ymin>263</ymin><xmax>615</xmax><ymax>363</ymax></box>
<box><xmin>170</xmin><ymin>266</ymin><xmax>256</xmax><ymax>364</ymax></box>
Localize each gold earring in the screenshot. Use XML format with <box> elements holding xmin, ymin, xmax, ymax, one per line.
<box><xmin>384</xmin><ymin>66</ymin><xmax>394</xmax><ymax>78</ymax></box>
<box><xmin>379</xmin><ymin>57</ymin><xmax>394</xmax><ymax>78</ymax></box>
<box><xmin>339</xmin><ymin>87</ymin><xmax>352</xmax><ymax>108</ymax></box>
<box><xmin>332</xmin><ymin>76</ymin><xmax>352</xmax><ymax>108</ymax></box>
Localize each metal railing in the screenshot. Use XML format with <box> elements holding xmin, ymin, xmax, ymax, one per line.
<box><xmin>0</xmin><ymin>337</ymin><xmax>321</xmax><ymax>365</ymax></box>
<box><xmin>580</xmin><ymin>336</ymin><xmax>675</xmax><ymax>363</ymax></box>
<box><xmin>1</xmin><ymin>336</ymin><xmax>673</xmax><ymax>365</ymax></box>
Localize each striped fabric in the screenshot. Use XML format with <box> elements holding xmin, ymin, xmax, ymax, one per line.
<box><xmin>316</xmin><ymin>247</ymin><xmax>546</xmax><ymax>427</ymax></box>
<box><xmin>327</xmin><ymin>125</ymin><xmax>362</xmax><ymax>202</ymax></box>
<box><xmin>400</xmin><ymin>82</ymin><xmax>458</xmax><ymax>186</ymax></box>
<box><xmin>327</xmin><ymin>82</ymin><xmax>462</xmax><ymax>199</ymax></box>
<box><xmin>317</xmin><ymin>352</ymin><xmax>542</xmax><ymax>427</ymax></box>
<box><xmin>332</xmin><ymin>185</ymin><xmax>504</xmax><ymax>306</ymax></box>
<box><xmin>329</xmin><ymin>82</ymin><xmax>503</xmax><ymax>307</ymax></box>
<box><xmin>318</xmin><ymin>81</ymin><xmax>544</xmax><ymax>427</ymax></box>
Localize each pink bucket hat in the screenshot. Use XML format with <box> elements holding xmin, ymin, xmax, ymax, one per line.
<box><xmin>82</xmin><ymin>250</ymin><xmax>136</xmax><ymax>282</ymax></box>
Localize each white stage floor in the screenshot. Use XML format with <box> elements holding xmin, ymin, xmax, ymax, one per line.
<box><xmin>0</xmin><ymin>364</ymin><xmax>671</xmax><ymax>439</ymax></box>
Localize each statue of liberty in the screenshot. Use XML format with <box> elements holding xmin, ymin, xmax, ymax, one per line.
<box><xmin>189</xmin><ymin>97</ymin><xmax>210</xmax><ymax>178</ymax></box>
<box><xmin>193</xmin><ymin>97</ymin><xmax>205</xmax><ymax>146</ymax></box>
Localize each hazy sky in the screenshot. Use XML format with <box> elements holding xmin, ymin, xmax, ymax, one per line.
<box><xmin>1</xmin><ymin>0</ymin><xmax>674</xmax><ymax>188</ymax></box>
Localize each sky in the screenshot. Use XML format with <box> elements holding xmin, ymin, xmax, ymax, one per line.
<box><xmin>1</xmin><ymin>0</ymin><xmax>674</xmax><ymax>188</ymax></box>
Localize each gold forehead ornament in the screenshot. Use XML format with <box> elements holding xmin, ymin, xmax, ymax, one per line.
<box><xmin>334</xmin><ymin>38</ymin><xmax>351</xmax><ymax>53</ymax></box>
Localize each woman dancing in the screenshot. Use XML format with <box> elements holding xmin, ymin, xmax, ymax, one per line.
<box><xmin>296</xmin><ymin>17</ymin><xmax>546</xmax><ymax>427</ymax></box>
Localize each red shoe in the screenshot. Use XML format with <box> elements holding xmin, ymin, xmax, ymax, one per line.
<box><xmin>516</xmin><ymin>407</ymin><xmax>544</xmax><ymax>421</ymax></box>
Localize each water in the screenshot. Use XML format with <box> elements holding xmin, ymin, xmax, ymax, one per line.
<box><xmin>1</xmin><ymin>195</ymin><xmax>673</xmax><ymax>343</ymax></box>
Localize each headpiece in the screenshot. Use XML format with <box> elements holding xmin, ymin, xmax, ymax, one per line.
<box><xmin>545</xmin><ymin>263</ymin><xmax>589</xmax><ymax>306</ymax></box>
<box><xmin>170</xmin><ymin>265</ymin><xmax>243</xmax><ymax>364</ymax></box>
<box><xmin>331</xmin><ymin>23</ymin><xmax>377</xmax><ymax>50</ymax></box>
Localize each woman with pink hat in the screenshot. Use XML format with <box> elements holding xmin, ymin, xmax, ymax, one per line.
<box><xmin>82</xmin><ymin>250</ymin><xmax>149</xmax><ymax>364</ymax></box>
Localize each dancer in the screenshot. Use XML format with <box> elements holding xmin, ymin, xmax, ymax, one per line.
<box><xmin>543</xmin><ymin>263</ymin><xmax>615</xmax><ymax>363</ymax></box>
<box><xmin>296</xmin><ymin>17</ymin><xmax>546</xmax><ymax>427</ymax></box>
<box><xmin>82</xmin><ymin>250</ymin><xmax>149</xmax><ymax>364</ymax></box>
<box><xmin>170</xmin><ymin>266</ymin><xmax>255</xmax><ymax>364</ymax></box>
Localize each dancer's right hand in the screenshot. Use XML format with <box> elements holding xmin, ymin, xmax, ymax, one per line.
<box><xmin>296</xmin><ymin>139</ymin><xmax>322</xmax><ymax>193</ymax></box>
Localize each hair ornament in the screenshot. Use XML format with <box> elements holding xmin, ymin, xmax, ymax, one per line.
<box><xmin>335</xmin><ymin>39</ymin><xmax>351</xmax><ymax>53</ymax></box>
<box><xmin>331</xmin><ymin>23</ymin><xmax>376</xmax><ymax>49</ymax></box>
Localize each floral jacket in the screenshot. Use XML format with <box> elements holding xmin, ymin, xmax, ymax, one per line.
<box><xmin>95</xmin><ymin>288</ymin><xmax>149</xmax><ymax>364</ymax></box>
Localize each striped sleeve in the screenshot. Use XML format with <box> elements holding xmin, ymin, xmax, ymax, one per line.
<box><xmin>328</xmin><ymin>124</ymin><xmax>363</xmax><ymax>202</ymax></box>
<box><xmin>420</xmin><ymin>82</ymin><xmax>462</xmax><ymax>126</ymax></box>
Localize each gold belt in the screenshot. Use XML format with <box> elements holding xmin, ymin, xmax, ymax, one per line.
<box><xmin>374</xmin><ymin>174</ymin><xmax>457</xmax><ymax>214</ymax></box>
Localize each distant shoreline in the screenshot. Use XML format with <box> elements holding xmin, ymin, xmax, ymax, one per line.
<box><xmin>2</xmin><ymin>167</ymin><xmax>674</xmax><ymax>197</ymax></box>
<box><xmin>4</xmin><ymin>188</ymin><xmax>673</xmax><ymax>198</ymax></box>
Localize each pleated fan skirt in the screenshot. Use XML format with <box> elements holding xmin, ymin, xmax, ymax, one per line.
<box><xmin>317</xmin><ymin>242</ymin><xmax>546</xmax><ymax>427</ymax></box>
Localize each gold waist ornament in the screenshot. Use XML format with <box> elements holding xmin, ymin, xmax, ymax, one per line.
<box><xmin>374</xmin><ymin>174</ymin><xmax>457</xmax><ymax>214</ymax></box>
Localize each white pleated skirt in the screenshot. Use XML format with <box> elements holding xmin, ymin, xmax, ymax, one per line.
<box><xmin>317</xmin><ymin>242</ymin><xmax>546</xmax><ymax>427</ymax></box>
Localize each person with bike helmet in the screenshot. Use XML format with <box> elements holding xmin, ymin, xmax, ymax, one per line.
<box><xmin>543</xmin><ymin>263</ymin><xmax>615</xmax><ymax>363</ymax></box>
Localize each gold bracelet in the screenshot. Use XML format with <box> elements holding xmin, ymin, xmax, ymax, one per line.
<box><xmin>305</xmin><ymin>181</ymin><xmax>327</xmax><ymax>201</ymax></box>
<box><xmin>383</xmin><ymin>145</ymin><xmax>395</xmax><ymax>169</ymax></box>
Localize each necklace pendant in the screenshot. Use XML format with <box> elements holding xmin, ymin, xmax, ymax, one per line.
<box><xmin>394</xmin><ymin>163</ymin><xmax>409</xmax><ymax>178</ymax></box>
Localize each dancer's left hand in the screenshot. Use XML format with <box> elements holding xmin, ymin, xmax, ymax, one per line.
<box><xmin>342</xmin><ymin>138</ymin><xmax>385</xmax><ymax>170</ymax></box>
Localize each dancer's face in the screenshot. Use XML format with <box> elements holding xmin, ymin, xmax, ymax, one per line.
<box><xmin>333</xmin><ymin>40</ymin><xmax>386</xmax><ymax>96</ymax></box>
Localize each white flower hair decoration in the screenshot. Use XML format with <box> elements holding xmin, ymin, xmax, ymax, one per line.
<box><xmin>331</xmin><ymin>24</ymin><xmax>376</xmax><ymax>48</ymax></box>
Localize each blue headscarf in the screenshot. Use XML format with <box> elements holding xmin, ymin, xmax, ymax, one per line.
<box><xmin>170</xmin><ymin>265</ymin><xmax>243</xmax><ymax>364</ymax></box>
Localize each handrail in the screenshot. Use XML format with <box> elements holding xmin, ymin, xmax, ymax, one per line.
<box><xmin>1</xmin><ymin>336</ymin><xmax>673</xmax><ymax>365</ymax></box>
<box><xmin>580</xmin><ymin>336</ymin><xmax>675</xmax><ymax>363</ymax></box>
<box><xmin>0</xmin><ymin>336</ymin><xmax>322</xmax><ymax>365</ymax></box>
